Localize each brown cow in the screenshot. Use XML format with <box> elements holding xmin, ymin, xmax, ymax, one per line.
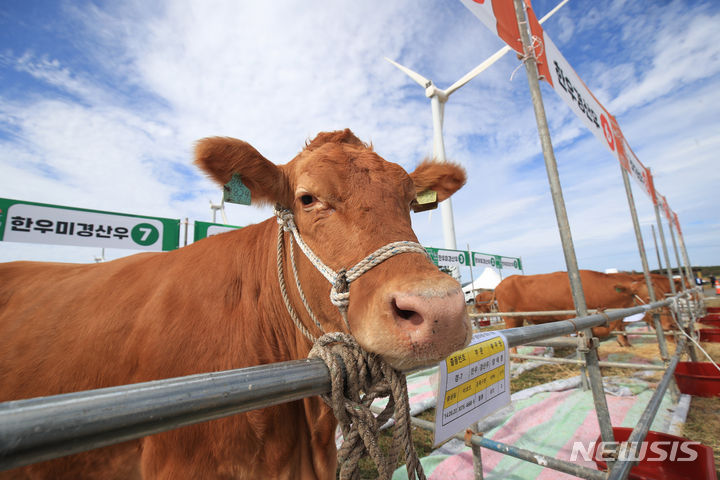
<box><xmin>627</xmin><ymin>273</ymin><xmax>680</xmax><ymax>339</ymax></box>
<box><xmin>475</xmin><ymin>270</ymin><xmax>650</xmax><ymax>352</ymax></box>
<box><xmin>0</xmin><ymin>129</ymin><xmax>471</xmax><ymax>479</ymax></box>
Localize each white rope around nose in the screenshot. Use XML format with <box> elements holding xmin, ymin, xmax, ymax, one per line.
<box><xmin>274</xmin><ymin>205</ymin><xmax>429</xmax><ymax>338</ymax></box>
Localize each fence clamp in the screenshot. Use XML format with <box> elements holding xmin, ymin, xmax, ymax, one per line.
<box><xmin>465</xmin><ymin>428</ymin><xmax>482</xmax><ymax>448</ymax></box>
<box><xmin>576</xmin><ymin>332</ymin><xmax>598</xmax><ymax>353</ymax></box>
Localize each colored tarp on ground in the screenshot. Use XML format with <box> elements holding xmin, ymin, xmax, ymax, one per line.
<box><xmin>392</xmin><ymin>373</ymin><xmax>681</xmax><ymax>479</ymax></box>
<box><xmin>388</xmin><ymin>324</ymin><xmax>687</xmax><ymax>479</ymax></box>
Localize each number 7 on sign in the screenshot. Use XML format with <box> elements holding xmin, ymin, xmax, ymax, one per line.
<box><xmin>131</xmin><ymin>223</ymin><xmax>160</xmax><ymax>247</ymax></box>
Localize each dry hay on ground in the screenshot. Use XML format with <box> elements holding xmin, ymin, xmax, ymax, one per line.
<box><xmin>599</xmin><ymin>338</ymin><xmax>678</xmax><ymax>360</ymax></box>
<box><xmin>703</xmin><ymin>296</ymin><xmax>720</xmax><ymax>308</ymax></box>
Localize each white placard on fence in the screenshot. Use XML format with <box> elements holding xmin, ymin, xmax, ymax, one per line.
<box><xmin>434</xmin><ymin>330</ymin><xmax>510</xmax><ymax>446</ymax></box>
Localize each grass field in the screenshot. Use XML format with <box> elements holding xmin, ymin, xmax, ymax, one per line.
<box><xmin>349</xmin><ymin>296</ymin><xmax>720</xmax><ymax>479</ymax></box>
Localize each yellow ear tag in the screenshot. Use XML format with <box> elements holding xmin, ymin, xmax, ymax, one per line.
<box><xmin>411</xmin><ymin>189</ymin><xmax>438</xmax><ymax>212</ymax></box>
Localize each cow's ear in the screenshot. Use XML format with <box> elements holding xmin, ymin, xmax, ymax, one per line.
<box><xmin>194</xmin><ymin>137</ymin><xmax>292</xmax><ymax>206</ymax></box>
<box><xmin>409</xmin><ymin>160</ymin><xmax>466</xmax><ymax>202</ymax></box>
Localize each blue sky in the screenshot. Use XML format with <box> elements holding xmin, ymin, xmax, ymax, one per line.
<box><xmin>1</xmin><ymin>0</ymin><xmax>719</xmax><ymax>279</ymax></box>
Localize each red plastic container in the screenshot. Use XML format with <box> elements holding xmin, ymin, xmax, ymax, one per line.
<box><xmin>593</xmin><ymin>427</ymin><xmax>716</xmax><ymax>480</ymax></box>
<box><xmin>706</xmin><ymin>306</ymin><xmax>720</xmax><ymax>313</ymax></box>
<box><xmin>698</xmin><ymin>316</ymin><xmax>720</xmax><ymax>327</ymax></box>
<box><xmin>674</xmin><ymin>362</ymin><xmax>720</xmax><ymax>397</ymax></box>
<box><xmin>698</xmin><ymin>328</ymin><xmax>720</xmax><ymax>342</ymax></box>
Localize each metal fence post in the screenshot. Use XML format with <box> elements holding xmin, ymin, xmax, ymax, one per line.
<box><xmin>650</xmin><ymin>224</ymin><xmax>663</xmax><ymax>273</ymax></box>
<box><xmin>469</xmin><ymin>422</ymin><xmax>484</xmax><ymax>480</ymax></box>
<box><xmin>619</xmin><ymin>167</ymin><xmax>669</xmax><ymax>361</ymax></box>
<box><xmin>511</xmin><ymin>0</ymin><xmax>615</xmax><ymax>452</ymax></box>
<box><xmin>651</xmin><ymin>192</ymin><xmax>676</xmax><ymax>295</ymax></box>
<box><xmin>468</xmin><ymin>244</ymin><xmax>478</xmax><ymax>302</ymax></box>
<box><xmin>675</xmin><ymin>223</ymin><xmax>695</xmax><ymax>289</ymax></box>
<box><xmin>668</xmin><ymin>223</ymin><xmax>684</xmax><ymax>290</ymax></box>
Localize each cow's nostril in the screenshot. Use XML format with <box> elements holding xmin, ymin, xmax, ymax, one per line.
<box><xmin>394</xmin><ymin>302</ymin><xmax>414</xmax><ymax>320</ymax></box>
<box><xmin>392</xmin><ymin>298</ymin><xmax>424</xmax><ymax>325</ymax></box>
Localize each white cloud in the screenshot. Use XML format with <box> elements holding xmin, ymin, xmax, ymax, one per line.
<box><xmin>1</xmin><ymin>0</ymin><xmax>718</xmax><ymax>278</ymax></box>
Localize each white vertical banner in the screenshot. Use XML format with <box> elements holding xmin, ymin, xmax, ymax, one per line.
<box><xmin>459</xmin><ymin>0</ymin><xmax>659</xmax><ymax>203</ymax></box>
<box><xmin>656</xmin><ymin>193</ymin><xmax>673</xmax><ymax>222</ymax></box>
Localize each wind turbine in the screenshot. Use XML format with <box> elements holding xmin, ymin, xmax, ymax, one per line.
<box><xmin>386</xmin><ymin>0</ymin><xmax>569</xmax><ymax>252</ymax></box>
<box><xmin>209</xmin><ymin>198</ymin><xmax>228</xmax><ymax>224</ymax></box>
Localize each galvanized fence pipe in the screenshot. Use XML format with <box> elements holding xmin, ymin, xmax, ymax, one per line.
<box><xmin>606</xmin><ymin>336</ymin><xmax>687</xmax><ymax>480</ymax></box>
<box><xmin>473</xmin><ymin>306</ymin><xmax>666</xmax><ymax>317</ymax></box>
<box><xmin>611</xmin><ymin>331</ymin><xmax>681</xmax><ymax>337</ymax></box>
<box><xmin>652</xmin><ymin>199</ymin><xmax>677</xmax><ymax>296</ymax></box>
<box><xmin>0</xmin><ymin>296</ymin><xmax>677</xmax><ymax>472</ymax></box>
<box><xmin>500</xmin><ymin>300</ymin><xmax>669</xmax><ymax>348</ymax></box>
<box><xmin>618</xmin><ymin>163</ymin><xmax>670</xmax><ymax>363</ymax></box>
<box><xmin>0</xmin><ymin>359</ymin><xmax>330</xmax><ymax>471</ymax></box>
<box><xmin>510</xmin><ymin>354</ymin><xmax>666</xmax><ymax>371</ymax></box>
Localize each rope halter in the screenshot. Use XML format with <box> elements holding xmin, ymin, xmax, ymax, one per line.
<box><xmin>274</xmin><ymin>204</ymin><xmax>428</xmax><ymax>341</ymax></box>
<box><xmin>274</xmin><ymin>205</ymin><xmax>429</xmax><ymax>479</ymax></box>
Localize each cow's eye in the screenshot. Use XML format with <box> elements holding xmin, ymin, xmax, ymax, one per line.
<box><xmin>300</xmin><ymin>194</ymin><xmax>314</xmax><ymax>206</ymax></box>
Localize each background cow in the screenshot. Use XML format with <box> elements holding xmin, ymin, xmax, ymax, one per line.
<box><xmin>629</xmin><ymin>272</ymin><xmax>682</xmax><ymax>340</ymax></box>
<box><xmin>0</xmin><ymin>129</ymin><xmax>471</xmax><ymax>479</ymax></box>
<box><xmin>475</xmin><ymin>270</ymin><xmax>650</xmax><ymax>352</ymax></box>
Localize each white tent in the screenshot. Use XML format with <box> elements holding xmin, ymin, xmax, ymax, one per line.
<box><xmin>463</xmin><ymin>268</ymin><xmax>502</xmax><ymax>302</ymax></box>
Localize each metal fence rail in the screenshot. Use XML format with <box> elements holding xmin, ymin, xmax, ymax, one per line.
<box><xmin>0</xmin><ymin>296</ymin><xmax>678</xmax><ymax>472</ymax></box>
<box><xmin>0</xmin><ymin>360</ymin><xmax>330</xmax><ymax>471</ymax></box>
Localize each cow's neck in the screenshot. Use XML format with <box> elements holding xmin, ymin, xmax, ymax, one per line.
<box><xmin>218</xmin><ymin>216</ymin><xmax>341</xmax><ymax>363</ymax></box>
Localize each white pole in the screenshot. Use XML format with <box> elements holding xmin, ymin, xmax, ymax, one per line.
<box><xmin>429</xmin><ymin>95</ymin><xmax>458</xmax><ymax>251</ymax></box>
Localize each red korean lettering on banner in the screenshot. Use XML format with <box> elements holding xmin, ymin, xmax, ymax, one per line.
<box><xmin>600</xmin><ymin>114</ymin><xmax>615</xmax><ymax>152</ymax></box>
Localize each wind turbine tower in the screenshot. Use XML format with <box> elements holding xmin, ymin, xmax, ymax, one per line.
<box><xmin>209</xmin><ymin>198</ymin><xmax>228</xmax><ymax>224</ymax></box>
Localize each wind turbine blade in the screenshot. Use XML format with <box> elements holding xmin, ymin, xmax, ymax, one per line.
<box><xmin>538</xmin><ymin>0</ymin><xmax>570</xmax><ymax>24</ymax></box>
<box><xmin>384</xmin><ymin>57</ymin><xmax>431</xmax><ymax>88</ymax></box>
<box><xmin>445</xmin><ymin>45</ymin><xmax>511</xmax><ymax>95</ymax></box>
<box><xmin>445</xmin><ymin>0</ymin><xmax>569</xmax><ymax>96</ymax></box>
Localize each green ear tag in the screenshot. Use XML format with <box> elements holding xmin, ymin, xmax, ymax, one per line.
<box><xmin>411</xmin><ymin>189</ymin><xmax>438</xmax><ymax>212</ymax></box>
<box><xmin>223</xmin><ymin>173</ymin><xmax>251</xmax><ymax>205</ymax></box>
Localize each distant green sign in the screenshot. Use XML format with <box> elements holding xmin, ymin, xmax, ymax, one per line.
<box><xmin>193</xmin><ymin>221</ymin><xmax>243</xmax><ymax>242</ymax></box>
<box><xmin>426</xmin><ymin>246</ymin><xmax>521</xmax><ymax>270</ymax></box>
<box><xmin>0</xmin><ymin>198</ymin><xmax>179</xmax><ymax>251</ymax></box>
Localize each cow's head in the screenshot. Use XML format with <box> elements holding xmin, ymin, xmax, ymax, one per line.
<box><xmin>632</xmin><ymin>274</ymin><xmax>678</xmax><ymax>332</ymax></box>
<box><xmin>194</xmin><ymin>129</ymin><xmax>471</xmax><ymax>369</ymax></box>
<box><xmin>474</xmin><ymin>290</ymin><xmax>495</xmax><ymax>313</ymax></box>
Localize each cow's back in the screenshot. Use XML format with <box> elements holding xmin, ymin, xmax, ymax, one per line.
<box><xmin>494</xmin><ymin>271</ymin><xmax>637</xmax><ymax>325</ymax></box>
<box><xmin>494</xmin><ymin>273</ymin><xmax>574</xmax><ymax>324</ymax></box>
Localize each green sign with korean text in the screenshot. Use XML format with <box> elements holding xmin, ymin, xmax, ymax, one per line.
<box><xmin>0</xmin><ymin>198</ymin><xmax>180</xmax><ymax>251</ymax></box>
<box><xmin>425</xmin><ymin>246</ymin><xmax>521</xmax><ymax>271</ymax></box>
<box><xmin>193</xmin><ymin>221</ymin><xmax>243</xmax><ymax>242</ymax></box>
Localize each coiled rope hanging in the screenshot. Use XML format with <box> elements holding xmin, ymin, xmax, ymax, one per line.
<box><xmin>274</xmin><ymin>205</ymin><xmax>427</xmax><ymax>480</ymax></box>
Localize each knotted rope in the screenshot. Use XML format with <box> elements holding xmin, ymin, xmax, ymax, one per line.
<box><xmin>273</xmin><ymin>205</ymin><xmax>427</xmax><ymax>479</ymax></box>
<box><xmin>309</xmin><ymin>332</ymin><xmax>425</xmax><ymax>480</ymax></box>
